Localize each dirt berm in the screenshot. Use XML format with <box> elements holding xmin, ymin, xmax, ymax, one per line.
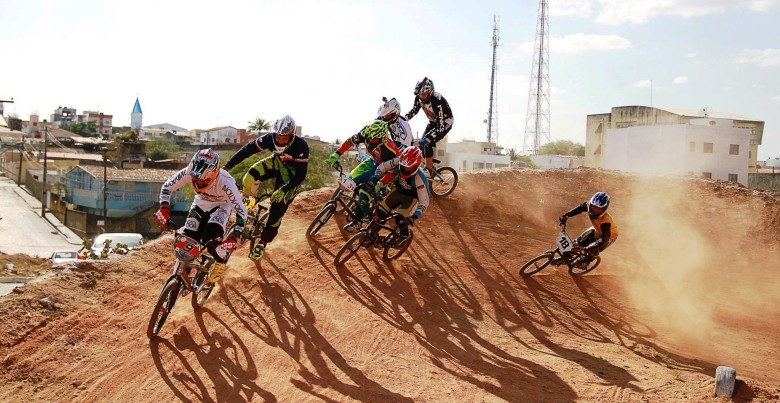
<box><xmin>1</xmin><ymin>168</ymin><xmax>779</xmax><ymax>402</ymax></box>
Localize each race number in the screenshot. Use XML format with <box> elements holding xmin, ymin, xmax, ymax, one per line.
<box><xmin>338</xmin><ymin>175</ymin><xmax>357</xmax><ymax>195</ymax></box>
<box><xmin>556</xmin><ymin>231</ymin><xmax>573</xmax><ymax>252</ymax></box>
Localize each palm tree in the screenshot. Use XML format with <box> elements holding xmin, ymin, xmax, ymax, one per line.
<box><xmin>507</xmin><ymin>147</ymin><xmax>518</xmax><ymax>161</ymax></box>
<box><xmin>248</xmin><ymin>117</ymin><xmax>272</xmax><ymax>133</ymax></box>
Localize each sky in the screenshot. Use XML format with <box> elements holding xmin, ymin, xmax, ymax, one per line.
<box><xmin>1</xmin><ymin>0</ymin><xmax>779</xmax><ymax>160</ymax></box>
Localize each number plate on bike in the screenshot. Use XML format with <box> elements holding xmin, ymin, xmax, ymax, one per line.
<box><xmin>174</xmin><ymin>235</ymin><xmax>201</xmax><ymax>262</ymax></box>
<box><xmin>338</xmin><ymin>175</ymin><xmax>357</xmax><ymax>195</ymax></box>
<box><xmin>556</xmin><ymin>231</ymin><xmax>574</xmax><ymax>252</ymax></box>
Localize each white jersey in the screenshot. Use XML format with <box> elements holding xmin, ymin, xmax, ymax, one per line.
<box><xmin>160</xmin><ymin>168</ymin><xmax>248</xmax><ymax>225</ymax></box>
<box><xmin>388</xmin><ymin>117</ymin><xmax>413</xmax><ymax>149</ymax></box>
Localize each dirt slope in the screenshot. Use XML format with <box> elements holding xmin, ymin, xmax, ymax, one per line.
<box><xmin>1</xmin><ymin>168</ymin><xmax>779</xmax><ymax>402</ymax></box>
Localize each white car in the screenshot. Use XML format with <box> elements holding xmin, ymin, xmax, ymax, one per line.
<box><xmin>50</xmin><ymin>251</ymin><xmax>81</xmax><ymax>265</ymax></box>
<box><xmin>90</xmin><ymin>233</ymin><xmax>144</xmax><ymax>256</ymax></box>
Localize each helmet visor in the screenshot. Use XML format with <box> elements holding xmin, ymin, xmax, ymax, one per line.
<box><xmin>274</xmin><ymin>133</ymin><xmax>292</xmax><ymax>145</ymax></box>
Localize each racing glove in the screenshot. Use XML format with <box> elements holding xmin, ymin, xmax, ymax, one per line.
<box><xmin>155</xmin><ymin>205</ymin><xmax>170</xmax><ymax>226</ymax></box>
<box><xmin>328</xmin><ymin>152</ymin><xmax>340</xmax><ymax>167</ymax></box>
<box><xmin>418</xmin><ymin>138</ymin><xmax>429</xmax><ymax>148</ymax></box>
<box><xmin>558</xmin><ymin>214</ymin><xmax>568</xmax><ymax>225</ymax></box>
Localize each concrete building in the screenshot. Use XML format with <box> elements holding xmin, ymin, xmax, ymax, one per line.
<box><xmin>445</xmin><ymin>139</ymin><xmax>511</xmax><ymax>172</ymax></box>
<box><xmin>194</xmin><ymin>126</ymin><xmax>240</xmax><ymax>145</ymax></box>
<box><xmin>50</xmin><ymin>106</ymin><xmax>77</xmax><ymax>128</ymax></box>
<box><xmin>530</xmin><ymin>154</ymin><xmax>584</xmax><ymax>169</ymax></box>
<box><xmin>78</xmin><ymin>110</ymin><xmax>113</xmax><ymax>139</ymax></box>
<box><xmin>586</xmin><ymin>106</ymin><xmax>764</xmax><ymax>183</ymax></box>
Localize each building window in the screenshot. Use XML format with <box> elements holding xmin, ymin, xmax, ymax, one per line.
<box><xmin>486</xmin><ymin>163</ymin><xmax>493</xmax><ymax>169</ymax></box>
<box><xmin>689</xmin><ymin>142</ymin><xmax>695</xmax><ymax>152</ymax></box>
<box><xmin>728</xmin><ymin>174</ymin><xmax>738</xmax><ymax>182</ymax></box>
<box><xmin>703</xmin><ymin>143</ymin><xmax>713</xmax><ymax>153</ymax></box>
<box><xmin>749</xmin><ymin>150</ymin><xmax>752</xmax><ymax>159</ymax></box>
<box><xmin>702</xmin><ymin>172</ymin><xmax>712</xmax><ymax>179</ymax></box>
<box><xmin>473</xmin><ymin>162</ymin><xmax>485</xmax><ymax>170</ymax></box>
<box><xmin>729</xmin><ymin>144</ymin><xmax>739</xmax><ymax>155</ymax></box>
<box><xmin>462</xmin><ymin>160</ymin><xmax>467</xmax><ymax>170</ymax></box>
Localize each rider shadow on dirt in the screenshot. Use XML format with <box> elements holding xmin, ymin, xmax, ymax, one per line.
<box><xmin>148</xmin><ymin>305</ymin><xmax>275</xmax><ymax>402</ymax></box>
<box><xmin>232</xmin><ymin>257</ymin><xmax>414</xmax><ymax>402</ymax></box>
<box><xmin>306</xmin><ymin>224</ymin><xmax>576</xmax><ymax>399</ymax></box>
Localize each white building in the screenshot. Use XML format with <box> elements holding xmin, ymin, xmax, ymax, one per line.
<box><xmin>530</xmin><ymin>154</ymin><xmax>584</xmax><ymax>169</ymax></box>
<box><xmin>602</xmin><ymin>117</ymin><xmax>751</xmax><ymax>185</ymax></box>
<box><xmin>445</xmin><ymin>139</ymin><xmax>511</xmax><ymax>172</ymax></box>
<box><xmin>195</xmin><ymin>126</ymin><xmax>240</xmax><ymax>145</ymax></box>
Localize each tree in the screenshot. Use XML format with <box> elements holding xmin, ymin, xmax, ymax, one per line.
<box><xmin>537</xmin><ymin>140</ymin><xmax>584</xmax><ymax>156</ymax></box>
<box><xmin>113</xmin><ymin>130</ymin><xmax>138</xmax><ymax>143</ymax></box>
<box><xmin>7</xmin><ymin>115</ymin><xmax>22</xmax><ymax>131</ymax></box>
<box><xmin>61</xmin><ymin>121</ymin><xmax>98</xmax><ymax>137</ymax></box>
<box><xmin>506</xmin><ymin>147</ymin><xmax>518</xmax><ymax>161</ymax></box>
<box><xmin>248</xmin><ymin>117</ymin><xmax>272</xmax><ymax>133</ymax></box>
<box><xmin>146</xmin><ymin>138</ymin><xmax>181</xmax><ymax>161</ymax></box>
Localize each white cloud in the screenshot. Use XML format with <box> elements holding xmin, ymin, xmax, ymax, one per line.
<box><xmin>634</xmin><ymin>80</ymin><xmax>652</xmax><ymax>88</ymax></box>
<box><xmin>594</xmin><ymin>0</ymin><xmax>778</xmax><ymax>25</ymax></box>
<box><xmin>673</xmin><ymin>76</ymin><xmax>689</xmax><ymax>85</ymax></box>
<box><xmin>519</xmin><ymin>34</ymin><xmax>630</xmax><ymax>54</ymax></box>
<box><xmin>550</xmin><ymin>0</ymin><xmax>593</xmax><ymax>17</ymax></box>
<box><xmin>737</xmin><ymin>48</ymin><xmax>780</xmax><ymax>66</ymax></box>
<box><xmin>773</xmin><ymin>95</ymin><xmax>780</xmax><ymax>101</ymax></box>
<box><xmin>686</xmin><ymin>52</ymin><xmax>698</xmax><ymax>58</ymax></box>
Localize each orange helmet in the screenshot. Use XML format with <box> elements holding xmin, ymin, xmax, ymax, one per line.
<box><xmin>188</xmin><ymin>148</ymin><xmax>220</xmax><ymax>192</ymax></box>
<box><xmin>398</xmin><ymin>146</ymin><xmax>422</xmax><ymax>179</ymax></box>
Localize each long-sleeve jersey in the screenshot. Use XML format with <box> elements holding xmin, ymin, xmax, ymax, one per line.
<box><xmin>404</xmin><ymin>92</ymin><xmax>454</xmax><ymax>142</ymax></box>
<box><xmin>375</xmin><ymin>158</ymin><xmax>430</xmax><ymax>220</ymax></box>
<box><xmin>336</xmin><ymin>131</ymin><xmax>399</xmax><ymax>164</ymax></box>
<box><xmin>564</xmin><ymin>202</ymin><xmax>619</xmax><ymax>248</ymax></box>
<box><xmin>387</xmin><ymin>117</ymin><xmax>413</xmax><ymax>149</ymax></box>
<box><xmin>224</xmin><ymin>134</ymin><xmax>310</xmax><ymax>192</ymax></box>
<box><xmin>160</xmin><ymin>168</ymin><xmax>248</xmax><ymax>226</ymax></box>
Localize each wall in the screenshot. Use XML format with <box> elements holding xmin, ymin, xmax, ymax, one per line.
<box><xmin>749</xmin><ymin>173</ymin><xmax>780</xmax><ymax>192</ymax></box>
<box><xmin>446</xmin><ymin>152</ymin><xmax>511</xmax><ymax>172</ymax></box>
<box><xmin>530</xmin><ymin>155</ymin><xmax>583</xmax><ymax>169</ymax></box>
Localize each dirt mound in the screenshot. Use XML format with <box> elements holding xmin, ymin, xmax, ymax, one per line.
<box><xmin>1</xmin><ymin>168</ymin><xmax>779</xmax><ymax>402</ymax></box>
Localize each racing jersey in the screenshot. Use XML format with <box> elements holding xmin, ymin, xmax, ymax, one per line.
<box><xmin>375</xmin><ymin>158</ymin><xmax>430</xmax><ymax>220</ymax></box>
<box><xmin>224</xmin><ymin>134</ymin><xmax>310</xmax><ymax>192</ymax></box>
<box><xmin>404</xmin><ymin>92</ymin><xmax>454</xmax><ymax>142</ymax></box>
<box><xmin>336</xmin><ymin>131</ymin><xmax>399</xmax><ymax>164</ymax></box>
<box><xmin>387</xmin><ymin>117</ymin><xmax>413</xmax><ymax>149</ymax></box>
<box><xmin>160</xmin><ymin>168</ymin><xmax>248</xmax><ymax>226</ymax></box>
<box><xmin>564</xmin><ymin>202</ymin><xmax>619</xmax><ymax>242</ymax></box>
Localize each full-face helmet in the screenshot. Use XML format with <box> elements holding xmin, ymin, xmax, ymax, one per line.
<box><xmin>377</xmin><ymin>97</ymin><xmax>401</xmax><ymax>123</ymax></box>
<box><xmin>588</xmin><ymin>192</ymin><xmax>611</xmax><ymax>219</ymax></box>
<box><xmin>188</xmin><ymin>148</ymin><xmax>220</xmax><ymax>192</ymax></box>
<box><xmin>271</xmin><ymin>114</ymin><xmax>296</xmax><ymax>153</ymax></box>
<box><xmin>398</xmin><ymin>146</ymin><xmax>423</xmax><ymax>179</ymax></box>
<box><xmin>413</xmin><ymin>77</ymin><xmax>434</xmax><ymax>101</ymax></box>
<box><xmin>361</xmin><ymin>120</ymin><xmax>389</xmax><ymax>147</ymax></box>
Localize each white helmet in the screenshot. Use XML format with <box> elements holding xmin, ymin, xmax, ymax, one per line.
<box><xmin>377</xmin><ymin>97</ymin><xmax>401</xmax><ymax>123</ymax></box>
<box><xmin>271</xmin><ymin>114</ymin><xmax>296</xmax><ymax>153</ymax></box>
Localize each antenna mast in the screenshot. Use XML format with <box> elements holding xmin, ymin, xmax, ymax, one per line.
<box><xmin>523</xmin><ymin>0</ymin><xmax>550</xmax><ymax>155</ymax></box>
<box><xmin>486</xmin><ymin>15</ymin><xmax>500</xmax><ymax>146</ymax></box>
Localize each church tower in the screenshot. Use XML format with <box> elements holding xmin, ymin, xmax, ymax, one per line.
<box><xmin>130</xmin><ymin>97</ymin><xmax>143</xmax><ymax>131</ymax></box>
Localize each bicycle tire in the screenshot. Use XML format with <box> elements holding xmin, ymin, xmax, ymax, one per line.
<box><xmin>519</xmin><ymin>253</ymin><xmax>554</xmax><ymax>277</ymax></box>
<box><xmin>249</xmin><ymin>211</ymin><xmax>269</xmax><ymax>251</ymax></box>
<box><xmin>383</xmin><ymin>229</ymin><xmax>414</xmax><ymax>260</ymax></box>
<box><xmin>431</xmin><ymin>166</ymin><xmax>458</xmax><ymax>197</ymax></box>
<box><xmin>307</xmin><ymin>202</ymin><xmax>336</xmax><ymax>237</ymax></box>
<box><xmin>147</xmin><ymin>277</ymin><xmax>180</xmax><ymax>338</ymax></box>
<box><xmin>568</xmin><ymin>255</ymin><xmax>601</xmax><ymax>275</ymax></box>
<box><xmin>190</xmin><ymin>267</ymin><xmax>214</xmax><ymax>309</ymax></box>
<box><xmin>334</xmin><ymin>229</ymin><xmax>368</xmax><ymax>266</ymax></box>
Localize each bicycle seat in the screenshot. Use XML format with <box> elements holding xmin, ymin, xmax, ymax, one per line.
<box><xmin>432</xmin><ymin>158</ymin><xmax>441</xmax><ymax>164</ymax></box>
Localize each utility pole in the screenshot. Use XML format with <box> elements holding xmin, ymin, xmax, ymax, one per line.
<box><xmin>101</xmin><ymin>147</ymin><xmax>110</xmax><ymax>228</ymax></box>
<box><xmin>16</xmin><ymin>136</ymin><xmax>24</xmax><ymax>187</ymax></box>
<box><xmin>42</xmin><ymin>123</ymin><xmax>48</xmax><ymax>217</ymax></box>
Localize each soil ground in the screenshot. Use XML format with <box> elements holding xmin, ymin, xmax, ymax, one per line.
<box><xmin>1</xmin><ymin>168</ymin><xmax>779</xmax><ymax>402</ymax></box>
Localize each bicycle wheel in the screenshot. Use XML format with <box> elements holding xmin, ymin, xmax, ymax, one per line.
<box><xmin>431</xmin><ymin>166</ymin><xmax>458</xmax><ymax>197</ymax></box>
<box><xmin>307</xmin><ymin>202</ymin><xmax>336</xmax><ymax>237</ymax></box>
<box><xmin>190</xmin><ymin>267</ymin><xmax>214</xmax><ymax>309</ymax></box>
<box><xmin>383</xmin><ymin>229</ymin><xmax>414</xmax><ymax>260</ymax></box>
<box><xmin>334</xmin><ymin>230</ymin><xmax>368</xmax><ymax>266</ymax></box>
<box><xmin>519</xmin><ymin>252</ymin><xmax>554</xmax><ymax>277</ymax></box>
<box><xmin>569</xmin><ymin>255</ymin><xmax>601</xmax><ymax>275</ymax></box>
<box><xmin>249</xmin><ymin>211</ymin><xmax>269</xmax><ymax>251</ymax></box>
<box><xmin>147</xmin><ymin>277</ymin><xmax>180</xmax><ymax>338</ymax></box>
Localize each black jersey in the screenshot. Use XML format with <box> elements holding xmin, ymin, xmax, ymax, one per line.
<box><xmin>224</xmin><ymin>134</ymin><xmax>309</xmax><ymax>191</ymax></box>
<box><xmin>404</xmin><ymin>92</ymin><xmax>454</xmax><ymax>133</ymax></box>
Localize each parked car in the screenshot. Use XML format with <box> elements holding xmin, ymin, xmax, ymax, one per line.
<box><xmin>50</xmin><ymin>251</ymin><xmax>81</xmax><ymax>265</ymax></box>
<box><xmin>89</xmin><ymin>233</ymin><xmax>144</xmax><ymax>257</ymax></box>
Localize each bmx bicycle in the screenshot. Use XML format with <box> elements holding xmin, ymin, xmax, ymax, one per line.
<box><xmin>146</xmin><ymin>221</ymin><xmax>235</xmax><ymax>338</ymax></box>
<box><xmin>518</xmin><ymin>222</ymin><xmax>601</xmax><ymax>277</ymax></box>
<box><xmin>307</xmin><ymin>162</ymin><xmax>362</xmax><ymax>237</ymax></box>
<box><xmin>333</xmin><ymin>189</ymin><xmax>414</xmax><ymax>266</ymax></box>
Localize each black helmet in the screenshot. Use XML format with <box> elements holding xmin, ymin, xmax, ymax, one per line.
<box><xmin>413</xmin><ymin>77</ymin><xmax>434</xmax><ymax>98</ymax></box>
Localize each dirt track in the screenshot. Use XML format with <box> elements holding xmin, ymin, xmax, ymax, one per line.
<box><xmin>1</xmin><ymin>168</ymin><xmax>779</xmax><ymax>402</ymax></box>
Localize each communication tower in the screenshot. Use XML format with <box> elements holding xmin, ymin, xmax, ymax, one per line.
<box><xmin>523</xmin><ymin>0</ymin><xmax>550</xmax><ymax>154</ymax></box>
